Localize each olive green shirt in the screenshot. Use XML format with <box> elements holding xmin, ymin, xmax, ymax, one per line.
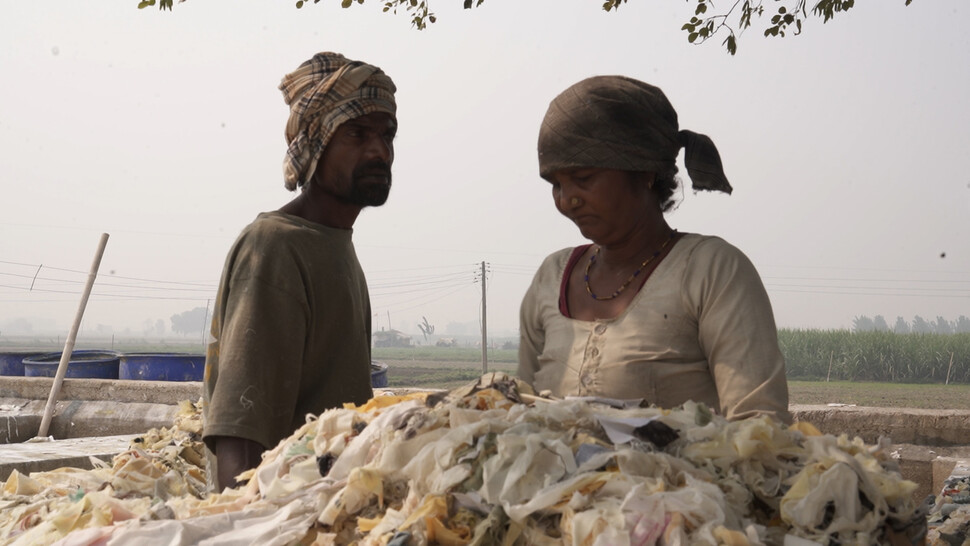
<box><xmin>203</xmin><ymin>211</ymin><xmax>373</xmax><ymax>451</ymax></box>
<box><xmin>518</xmin><ymin>233</ymin><xmax>791</xmax><ymax>424</ymax></box>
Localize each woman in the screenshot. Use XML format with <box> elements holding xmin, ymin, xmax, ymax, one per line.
<box><xmin>518</xmin><ymin>75</ymin><xmax>791</xmax><ymax>424</ymax></box>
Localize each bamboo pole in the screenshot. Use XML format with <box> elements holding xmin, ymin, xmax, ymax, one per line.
<box><xmin>826</xmin><ymin>351</ymin><xmax>834</xmax><ymax>382</ymax></box>
<box><xmin>36</xmin><ymin>233</ymin><xmax>109</xmax><ymax>439</ymax></box>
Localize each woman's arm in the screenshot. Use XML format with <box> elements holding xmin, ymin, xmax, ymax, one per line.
<box><xmin>517</xmin><ymin>276</ymin><xmax>545</xmax><ymax>386</ymax></box>
<box><xmin>689</xmin><ymin>238</ymin><xmax>792</xmax><ymax>424</ymax></box>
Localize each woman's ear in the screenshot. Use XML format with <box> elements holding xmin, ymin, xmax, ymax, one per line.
<box><xmin>631</xmin><ymin>171</ymin><xmax>656</xmax><ymax>191</ymax></box>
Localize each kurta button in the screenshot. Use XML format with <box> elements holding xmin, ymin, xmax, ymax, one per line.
<box><xmin>594</xmin><ymin>324</ymin><xmax>607</xmax><ymax>335</ymax></box>
<box><xmin>590</xmin><ymin>347</ymin><xmax>599</xmax><ymax>357</ymax></box>
<box><xmin>581</xmin><ymin>372</ymin><xmax>592</xmax><ymax>386</ymax></box>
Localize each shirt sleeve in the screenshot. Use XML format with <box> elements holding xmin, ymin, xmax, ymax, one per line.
<box><xmin>517</xmin><ymin>269</ymin><xmax>545</xmax><ymax>387</ymax></box>
<box><xmin>204</xmin><ymin>249</ymin><xmax>309</xmax><ymax>450</ymax></box>
<box><xmin>685</xmin><ymin>238</ymin><xmax>792</xmax><ymax>424</ymax></box>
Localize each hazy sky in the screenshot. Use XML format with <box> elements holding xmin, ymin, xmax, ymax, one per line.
<box><xmin>1</xmin><ymin>1</ymin><xmax>968</xmax><ymax>340</ymax></box>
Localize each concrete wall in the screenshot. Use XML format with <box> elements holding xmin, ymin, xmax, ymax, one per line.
<box><xmin>0</xmin><ymin>376</ymin><xmax>201</xmax><ymax>442</ymax></box>
<box><xmin>790</xmin><ymin>405</ymin><xmax>970</xmax><ymax>446</ymax></box>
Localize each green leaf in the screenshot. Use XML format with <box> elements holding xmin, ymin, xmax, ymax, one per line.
<box><xmin>688</xmin><ymin>32</ymin><xmax>698</xmax><ymax>43</ymax></box>
<box><xmin>341</xmin><ymin>0</ymin><xmax>352</xmax><ymax>7</ymax></box>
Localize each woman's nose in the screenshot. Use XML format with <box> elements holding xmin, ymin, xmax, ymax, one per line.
<box><xmin>559</xmin><ymin>189</ymin><xmax>581</xmax><ymax>210</ymax></box>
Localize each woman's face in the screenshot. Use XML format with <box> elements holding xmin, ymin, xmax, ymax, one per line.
<box><xmin>549</xmin><ymin>167</ymin><xmax>656</xmax><ymax>244</ymax></box>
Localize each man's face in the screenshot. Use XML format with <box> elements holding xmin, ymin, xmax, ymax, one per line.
<box><xmin>313</xmin><ymin>111</ymin><xmax>397</xmax><ymax>207</ymax></box>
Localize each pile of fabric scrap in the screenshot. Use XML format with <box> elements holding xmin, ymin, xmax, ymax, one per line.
<box><xmin>0</xmin><ymin>374</ymin><xmax>928</xmax><ymax>545</ymax></box>
<box><xmin>927</xmin><ymin>463</ymin><xmax>970</xmax><ymax>545</ymax></box>
<box><xmin>0</xmin><ymin>399</ymin><xmax>208</xmax><ymax>544</ymax></box>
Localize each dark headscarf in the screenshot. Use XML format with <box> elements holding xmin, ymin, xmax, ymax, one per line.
<box><xmin>279</xmin><ymin>52</ymin><xmax>397</xmax><ymax>190</ymax></box>
<box><xmin>537</xmin><ymin>76</ymin><xmax>732</xmax><ymax>194</ymax></box>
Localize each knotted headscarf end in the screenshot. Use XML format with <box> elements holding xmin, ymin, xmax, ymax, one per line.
<box><xmin>537</xmin><ymin>75</ymin><xmax>731</xmax><ymax>195</ymax></box>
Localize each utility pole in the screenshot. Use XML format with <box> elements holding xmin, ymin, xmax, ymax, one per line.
<box><xmin>480</xmin><ymin>261</ymin><xmax>487</xmax><ymax>374</ymax></box>
<box><xmin>201</xmin><ymin>299</ymin><xmax>211</xmax><ymax>350</ymax></box>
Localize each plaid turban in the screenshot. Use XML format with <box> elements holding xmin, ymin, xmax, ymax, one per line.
<box><xmin>279</xmin><ymin>52</ymin><xmax>397</xmax><ymax>191</ymax></box>
<box><xmin>537</xmin><ymin>76</ymin><xmax>732</xmax><ymax>195</ymax></box>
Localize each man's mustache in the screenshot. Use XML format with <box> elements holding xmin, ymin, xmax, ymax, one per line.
<box><xmin>353</xmin><ymin>161</ymin><xmax>392</xmax><ymax>180</ymax></box>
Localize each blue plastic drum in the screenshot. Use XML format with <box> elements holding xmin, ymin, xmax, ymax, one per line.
<box><xmin>0</xmin><ymin>351</ymin><xmax>45</xmax><ymax>376</ymax></box>
<box><xmin>23</xmin><ymin>350</ymin><xmax>120</xmax><ymax>379</ymax></box>
<box><xmin>371</xmin><ymin>360</ymin><xmax>389</xmax><ymax>388</ymax></box>
<box><xmin>119</xmin><ymin>353</ymin><xmax>205</xmax><ymax>381</ymax></box>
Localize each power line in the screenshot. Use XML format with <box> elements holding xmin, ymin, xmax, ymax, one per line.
<box><xmin>0</xmin><ymin>271</ymin><xmax>217</xmax><ymax>292</ymax></box>
<box><xmin>769</xmin><ymin>288</ymin><xmax>970</xmax><ymax>299</ymax></box>
<box><xmin>762</xmin><ymin>276</ymin><xmax>970</xmax><ymax>285</ymax></box>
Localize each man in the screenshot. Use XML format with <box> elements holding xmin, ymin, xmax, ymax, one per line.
<box><xmin>202</xmin><ymin>52</ymin><xmax>398</xmax><ymax>491</ymax></box>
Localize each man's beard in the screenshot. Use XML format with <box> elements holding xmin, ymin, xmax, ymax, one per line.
<box><xmin>343</xmin><ymin>160</ymin><xmax>392</xmax><ymax>207</ymax></box>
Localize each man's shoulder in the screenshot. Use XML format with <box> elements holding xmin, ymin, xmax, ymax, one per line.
<box><xmin>224</xmin><ymin>212</ymin><xmax>309</xmax><ymax>267</ymax></box>
<box><xmin>243</xmin><ymin>211</ymin><xmax>300</xmax><ymax>236</ymax></box>
<box><xmin>237</xmin><ymin>211</ymin><xmax>346</xmax><ymax>247</ymax></box>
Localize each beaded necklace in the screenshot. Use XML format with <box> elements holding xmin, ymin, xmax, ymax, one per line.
<box><xmin>583</xmin><ymin>230</ymin><xmax>677</xmax><ymax>301</ymax></box>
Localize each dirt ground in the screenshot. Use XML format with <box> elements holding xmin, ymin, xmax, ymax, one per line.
<box><xmin>382</xmin><ymin>360</ymin><xmax>970</xmax><ymax>410</ymax></box>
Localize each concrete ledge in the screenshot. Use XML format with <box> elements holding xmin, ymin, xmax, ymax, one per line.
<box><xmin>0</xmin><ymin>376</ymin><xmax>201</xmax><ymax>405</ymax></box>
<box><xmin>0</xmin><ymin>434</ymin><xmax>137</xmax><ymax>481</ymax></box>
<box><xmin>933</xmin><ymin>457</ymin><xmax>970</xmax><ymax>495</ymax></box>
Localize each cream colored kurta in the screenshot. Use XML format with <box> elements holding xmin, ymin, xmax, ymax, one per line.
<box><xmin>518</xmin><ymin>233</ymin><xmax>791</xmax><ymax>424</ymax></box>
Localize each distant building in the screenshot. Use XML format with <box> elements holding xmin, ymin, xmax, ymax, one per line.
<box><xmin>373</xmin><ymin>329</ymin><xmax>412</xmax><ymax>348</ymax></box>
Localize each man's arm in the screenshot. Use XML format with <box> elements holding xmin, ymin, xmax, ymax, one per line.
<box><xmin>212</xmin><ymin>435</ymin><xmax>265</xmax><ymax>490</ymax></box>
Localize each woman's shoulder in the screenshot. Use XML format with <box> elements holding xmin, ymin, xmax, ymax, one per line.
<box><xmin>683</xmin><ymin>234</ymin><xmax>754</xmax><ymax>276</ymax></box>
<box><xmin>540</xmin><ymin>246</ymin><xmax>584</xmax><ymax>266</ymax></box>
<box><xmin>678</xmin><ymin>233</ymin><xmax>749</xmax><ymax>262</ymax></box>
<box><xmin>529</xmin><ymin>245</ymin><xmax>589</xmax><ymax>283</ymax></box>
